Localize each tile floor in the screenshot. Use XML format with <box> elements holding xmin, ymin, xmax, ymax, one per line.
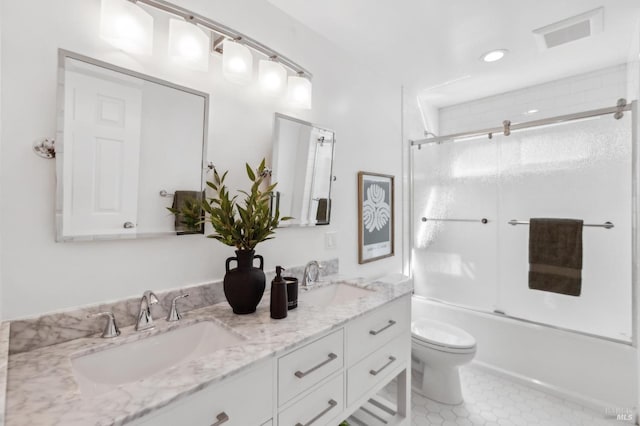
<box><xmin>380</xmin><ymin>364</ymin><xmax>632</xmax><ymax>426</ymax></box>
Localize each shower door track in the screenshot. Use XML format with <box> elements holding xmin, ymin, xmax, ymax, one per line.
<box><xmin>410</xmin><ymin>99</ymin><xmax>633</xmax><ymax>147</ymax></box>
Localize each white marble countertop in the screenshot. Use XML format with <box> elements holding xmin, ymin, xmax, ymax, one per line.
<box><xmin>4</xmin><ymin>274</ymin><xmax>412</xmax><ymax>426</ymax></box>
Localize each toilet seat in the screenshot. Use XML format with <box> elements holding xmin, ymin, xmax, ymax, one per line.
<box><xmin>412</xmin><ymin>319</ymin><xmax>476</xmax><ymax>353</ymax></box>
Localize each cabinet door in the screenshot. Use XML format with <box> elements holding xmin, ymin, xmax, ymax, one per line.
<box><xmin>278</xmin><ymin>329</ymin><xmax>344</xmax><ymax>405</ymax></box>
<box><xmin>131</xmin><ymin>360</ymin><xmax>273</xmax><ymax>426</ymax></box>
<box><xmin>347</xmin><ymin>296</ymin><xmax>410</xmax><ymax>366</ymax></box>
<box><xmin>278</xmin><ymin>373</ymin><xmax>344</xmax><ymax>426</ymax></box>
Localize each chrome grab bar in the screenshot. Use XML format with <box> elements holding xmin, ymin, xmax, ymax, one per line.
<box><xmin>508</xmin><ymin>220</ymin><xmax>614</xmax><ymax>229</ymax></box>
<box><xmin>369</xmin><ymin>320</ymin><xmax>396</xmax><ymax>336</ymax></box>
<box><xmin>369</xmin><ymin>356</ymin><xmax>396</xmax><ymax>376</ymax></box>
<box><xmin>210</xmin><ymin>412</ymin><xmax>229</xmax><ymax>426</ymax></box>
<box><xmin>294</xmin><ymin>353</ymin><xmax>338</xmax><ymax>378</ymax></box>
<box><xmin>295</xmin><ymin>399</ymin><xmax>338</xmax><ymax>426</ymax></box>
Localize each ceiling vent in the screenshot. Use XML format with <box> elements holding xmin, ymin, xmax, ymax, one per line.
<box><xmin>533</xmin><ymin>7</ymin><xmax>603</xmax><ymax>50</ymax></box>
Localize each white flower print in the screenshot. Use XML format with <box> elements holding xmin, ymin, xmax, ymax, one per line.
<box><xmin>363</xmin><ymin>184</ymin><xmax>390</xmax><ymax>233</ymax></box>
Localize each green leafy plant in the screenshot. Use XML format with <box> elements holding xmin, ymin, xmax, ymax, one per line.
<box><xmin>167</xmin><ymin>196</ymin><xmax>203</xmax><ymax>232</ymax></box>
<box><xmin>202</xmin><ymin>159</ymin><xmax>291</xmax><ymax>250</ymax></box>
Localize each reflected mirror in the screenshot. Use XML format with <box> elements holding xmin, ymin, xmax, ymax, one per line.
<box><xmin>271</xmin><ymin>113</ymin><xmax>335</xmax><ymax>227</ymax></box>
<box><xmin>55</xmin><ymin>50</ymin><xmax>208</xmax><ymax>241</ymax></box>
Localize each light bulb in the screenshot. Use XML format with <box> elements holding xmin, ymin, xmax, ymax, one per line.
<box><xmin>168</xmin><ymin>18</ymin><xmax>210</xmax><ymax>72</ymax></box>
<box><xmin>258</xmin><ymin>60</ymin><xmax>287</xmax><ymax>96</ymax></box>
<box><xmin>222</xmin><ymin>40</ymin><xmax>253</xmax><ymax>85</ymax></box>
<box><xmin>100</xmin><ymin>0</ymin><xmax>154</xmax><ymax>55</ymax></box>
<box><xmin>287</xmin><ymin>74</ymin><xmax>312</xmax><ymax>109</ymax></box>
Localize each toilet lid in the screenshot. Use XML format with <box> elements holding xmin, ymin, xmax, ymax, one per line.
<box><xmin>412</xmin><ymin>319</ymin><xmax>476</xmax><ymax>350</ymax></box>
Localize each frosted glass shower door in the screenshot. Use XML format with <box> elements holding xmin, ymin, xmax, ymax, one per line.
<box><xmin>497</xmin><ymin>115</ymin><xmax>632</xmax><ymax>341</ymax></box>
<box><xmin>412</xmin><ymin>138</ymin><xmax>498</xmax><ymax>311</ymax></box>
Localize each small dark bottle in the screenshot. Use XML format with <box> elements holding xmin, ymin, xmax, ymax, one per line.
<box><xmin>284</xmin><ymin>276</ymin><xmax>298</xmax><ymax>310</ymax></box>
<box><xmin>270</xmin><ymin>266</ymin><xmax>288</xmax><ymax>319</ymax></box>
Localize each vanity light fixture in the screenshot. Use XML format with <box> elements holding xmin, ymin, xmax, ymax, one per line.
<box><xmin>287</xmin><ymin>73</ymin><xmax>312</xmax><ymax>109</ymax></box>
<box><xmin>99</xmin><ymin>0</ymin><xmax>312</xmax><ymax>108</ymax></box>
<box><xmin>258</xmin><ymin>58</ymin><xmax>287</xmax><ymax>96</ymax></box>
<box><xmin>99</xmin><ymin>0</ymin><xmax>154</xmax><ymax>55</ymax></box>
<box><xmin>222</xmin><ymin>39</ymin><xmax>254</xmax><ymax>84</ymax></box>
<box><xmin>481</xmin><ymin>49</ymin><xmax>508</xmax><ymax>63</ymax></box>
<box><xmin>168</xmin><ymin>17</ymin><xmax>210</xmax><ymax>72</ymax></box>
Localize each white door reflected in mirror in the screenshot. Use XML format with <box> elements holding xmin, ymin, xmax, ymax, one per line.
<box><xmin>56</xmin><ymin>52</ymin><xmax>208</xmax><ymax>241</ymax></box>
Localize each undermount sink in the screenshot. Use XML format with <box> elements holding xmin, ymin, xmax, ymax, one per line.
<box><xmin>299</xmin><ymin>283</ymin><xmax>374</xmax><ymax>307</ymax></box>
<box><xmin>71</xmin><ymin>321</ymin><xmax>244</xmax><ymax>396</ymax></box>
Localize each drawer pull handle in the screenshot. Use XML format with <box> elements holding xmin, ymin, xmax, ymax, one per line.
<box><xmin>210</xmin><ymin>412</ymin><xmax>229</xmax><ymax>426</ymax></box>
<box><xmin>294</xmin><ymin>352</ymin><xmax>338</xmax><ymax>378</ymax></box>
<box><xmin>295</xmin><ymin>399</ymin><xmax>338</xmax><ymax>426</ymax></box>
<box><xmin>369</xmin><ymin>356</ymin><xmax>396</xmax><ymax>376</ymax></box>
<box><xmin>369</xmin><ymin>320</ymin><xmax>396</xmax><ymax>336</ymax></box>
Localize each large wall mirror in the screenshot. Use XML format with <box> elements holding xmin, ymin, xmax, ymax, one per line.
<box><xmin>55</xmin><ymin>50</ymin><xmax>208</xmax><ymax>241</ymax></box>
<box><xmin>271</xmin><ymin>113</ymin><xmax>335</xmax><ymax>227</ymax></box>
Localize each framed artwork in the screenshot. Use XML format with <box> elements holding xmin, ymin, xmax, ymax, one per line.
<box><xmin>358</xmin><ymin>171</ymin><xmax>395</xmax><ymax>264</ymax></box>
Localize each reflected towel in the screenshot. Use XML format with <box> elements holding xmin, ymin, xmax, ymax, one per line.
<box><xmin>316</xmin><ymin>198</ymin><xmax>330</xmax><ymax>225</ymax></box>
<box><xmin>528</xmin><ymin>218</ymin><xmax>583</xmax><ymax>296</ymax></box>
<box><xmin>172</xmin><ymin>190</ymin><xmax>205</xmax><ymax>235</ymax></box>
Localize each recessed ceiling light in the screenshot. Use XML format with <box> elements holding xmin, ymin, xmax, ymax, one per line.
<box><xmin>482</xmin><ymin>49</ymin><xmax>508</xmax><ymax>63</ymax></box>
<box><xmin>525</xmin><ymin>109</ymin><xmax>539</xmax><ymax>115</ymax></box>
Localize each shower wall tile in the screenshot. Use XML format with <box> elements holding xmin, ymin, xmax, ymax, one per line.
<box><xmin>439</xmin><ymin>64</ymin><xmax>629</xmax><ymax>135</ymax></box>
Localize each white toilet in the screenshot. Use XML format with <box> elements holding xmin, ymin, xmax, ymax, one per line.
<box><xmin>411</xmin><ymin>318</ymin><xmax>477</xmax><ymax>405</ymax></box>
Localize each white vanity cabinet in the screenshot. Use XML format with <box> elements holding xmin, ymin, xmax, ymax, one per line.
<box><xmin>130</xmin><ymin>358</ymin><xmax>273</xmax><ymax>426</ymax></box>
<box><xmin>130</xmin><ymin>294</ymin><xmax>411</xmax><ymax>426</ymax></box>
<box><xmin>277</xmin><ymin>295</ymin><xmax>411</xmax><ymax>426</ymax></box>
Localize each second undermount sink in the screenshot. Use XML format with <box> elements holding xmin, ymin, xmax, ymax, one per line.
<box><xmin>71</xmin><ymin>321</ymin><xmax>244</xmax><ymax>396</ymax></box>
<box><xmin>299</xmin><ymin>283</ymin><xmax>374</xmax><ymax>307</ymax></box>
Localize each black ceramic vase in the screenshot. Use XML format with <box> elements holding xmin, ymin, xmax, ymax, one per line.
<box><xmin>223</xmin><ymin>250</ymin><xmax>266</xmax><ymax>314</ymax></box>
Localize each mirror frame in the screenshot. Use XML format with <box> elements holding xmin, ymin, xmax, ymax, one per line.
<box><xmin>272</xmin><ymin>113</ymin><xmax>336</xmax><ymax>227</ymax></box>
<box><xmin>55</xmin><ymin>49</ymin><xmax>210</xmax><ymax>241</ymax></box>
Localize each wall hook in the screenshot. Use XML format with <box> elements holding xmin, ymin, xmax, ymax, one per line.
<box><xmin>33</xmin><ymin>138</ymin><xmax>55</xmax><ymax>159</ymax></box>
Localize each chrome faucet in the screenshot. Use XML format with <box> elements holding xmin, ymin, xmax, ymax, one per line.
<box><xmin>136</xmin><ymin>290</ymin><xmax>159</xmax><ymax>331</ymax></box>
<box><xmin>302</xmin><ymin>260</ymin><xmax>321</xmax><ymax>290</ymax></box>
<box><xmin>167</xmin><ymin>293</ymin><xmax>189</xmax><ymax>322</ymax></box>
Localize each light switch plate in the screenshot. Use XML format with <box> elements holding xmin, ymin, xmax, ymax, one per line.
<box><xmin>325</xmin><ymin>231</ymin><xmax>337</xmax><ymax>249</ymax></box>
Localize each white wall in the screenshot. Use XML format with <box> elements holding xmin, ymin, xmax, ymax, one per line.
<box><xmin>0</xmin><ymin>0</ymin><xmax>403</xmax><ymax>319</ymax></box>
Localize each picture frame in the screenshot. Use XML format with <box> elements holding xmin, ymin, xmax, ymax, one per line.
<box><xmin>358</xmin><ymin>171</ymin><xmax>395</xmax><ymax>264</ymax></box>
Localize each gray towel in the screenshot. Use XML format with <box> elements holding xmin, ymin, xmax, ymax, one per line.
<box><xmin>528</xmin><ymin>218</ymin><xmax>583</xmax><ymax>296</ymax></box>
<box><xmin>316</xmin><ymin>198</ymin><xmax>330</xmax><ymax>225</ymax></box>
<box><xmin>172</xmin><ymin>191</ymin><xmax>204</xmax><ymax>235</ymax></box>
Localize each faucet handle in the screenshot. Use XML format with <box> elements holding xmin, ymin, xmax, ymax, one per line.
<box><xmin>167</xmin><ymin>293</ymin><xmax>189</xmax><ymax>322</ymax></box>
<box><xmin>144</xmin><ymin>290</ymin><xmax>159</xmax><ymax>305</ymax></box>
<box><xmin>88</xmin><ymin>311</ymin><xmax>120</xmax><ymax>338</ymax></box>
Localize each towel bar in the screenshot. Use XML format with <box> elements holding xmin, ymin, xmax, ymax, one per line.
<box><xmin>508</xmin><ymin>220</ymin><xmax>614</xmax><ymax>229</ymax></box>
<box><xmin>421</xmin><ymin>217</ymin><xmax>489</xmax><ymax>224</ymax></box>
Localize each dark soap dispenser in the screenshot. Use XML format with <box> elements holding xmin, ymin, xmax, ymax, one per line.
<box><xmin>270</xmin><ymin>266</ymin><xmax>288</xmax><ymax>319</ymax></box>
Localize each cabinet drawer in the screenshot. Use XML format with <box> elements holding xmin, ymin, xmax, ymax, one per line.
<box><xmin>278</xmin><ymin>329</ymin><xmax>344</xmax><ymax>405</ymax></box>
<box><xmin>278</xmin><ymin>373</ymin><xmax>344</xmax><ymax>426</ymax></box>
<box><xmin>347</xmin><ymin>296</ymin><xmax>410</xmax><ymax>366</ymax></box>
<box><xmin>130</xmin><ymin>360</ymin><xmax>273</xmax><ymax>426</ymax></box>
<box><xmin>347</xmin><ymin>333</ymin><xmax>410</xmax><ymax>406</ymax></box>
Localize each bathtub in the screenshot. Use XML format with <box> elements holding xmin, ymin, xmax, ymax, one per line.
<box><xmin>412</xmin><ymin>295</ymin><xmax>637</xmax><ymax>411</ymax></box>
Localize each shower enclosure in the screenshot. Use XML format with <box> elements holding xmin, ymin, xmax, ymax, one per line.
<box><xmin>411</xmin><ymin>102</ymin><xmax>635</xmax><ymax>343</ymax></box>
